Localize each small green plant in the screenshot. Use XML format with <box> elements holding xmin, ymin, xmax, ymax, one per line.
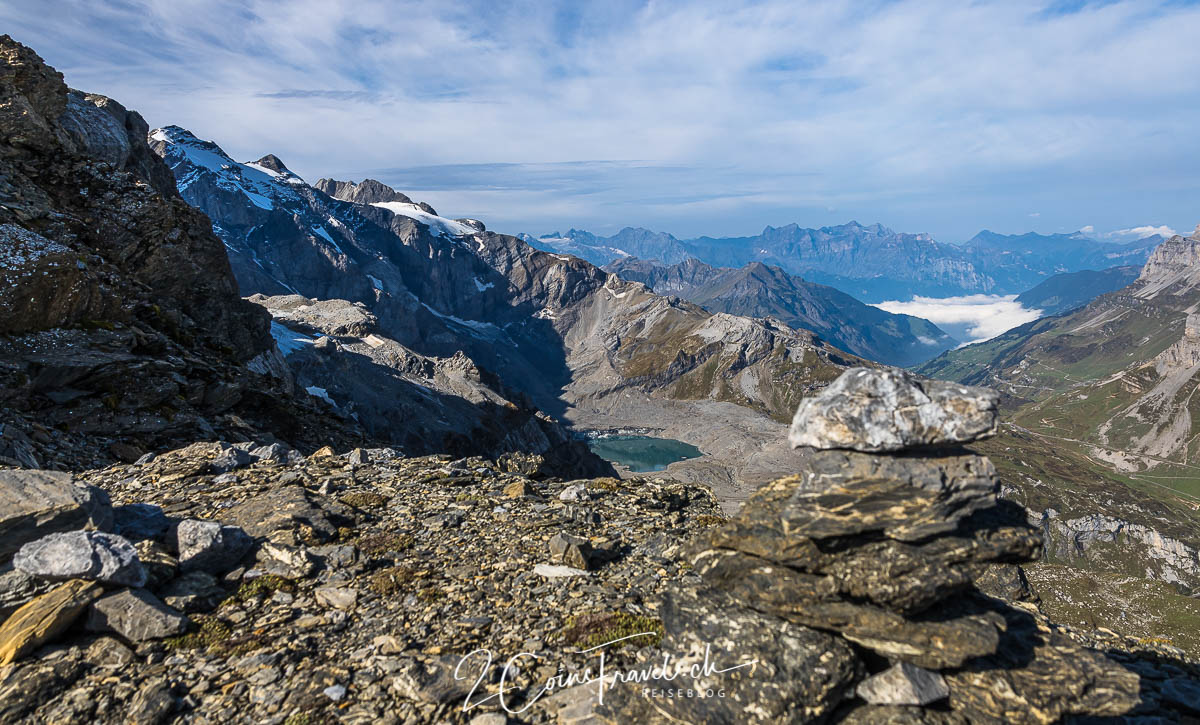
<box><xmin>234</xmin><ymin>574</ymin><xmax>295</xmax><ymax>602</ymax></box>
<box><xmin>591</xmin><ymin>478</ymin><xmax>622</xmax><ymax>492</ymax></box>
<box><xmin>163</xmin><ymin>615</ymin><xmax>232</xmax><ymax>652</ymax></box>
<box><xmin>357</xmin><ymin>532</ymin><xmax>414</xmax><ymax>555</ymax></box>
<box><xmin>340</xmin><ymin>491</ymin><xmax>389</xmax><ymax>509</ymax></box>
<box><xmin>417</xmin><ymin>586</ymin><xmax>443</xmax><ymax>602</ymax></box>
<box><xmin>560</xmin><ymin>611</ymin><xmax>664</xmax><ymax>649</ymax></box>
<box><xmin>368</xmin><ymin>566</ymin><xmax>417</xmax><ymax>595</ymax></box>
<box><xmin>162</xmin><ymin>615</ymin><xmax>265</xmax><ymax>657</ymax></box>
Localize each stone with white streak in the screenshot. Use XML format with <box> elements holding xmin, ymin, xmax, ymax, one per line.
<box><xmin>789</xmin><ymin>367</ymin><xmax>998</xmax><ymax>452</ymax></box>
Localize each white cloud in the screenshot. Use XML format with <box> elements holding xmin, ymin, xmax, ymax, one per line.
<box><xmin>1079</xmin><ymin>224</ymin><xmax>1094</xmax><ymax>234</ymax></box>
<box><xmin>873</xmin><ymin>294</ymin><xmax>1042</xmax><ymax>344</ymax></box>
<box><xmin>1108</xmin><ymin>225</ymin><xmax>1177</xmax><ymax>239</ymax></box>
<box><xmin>1029</xmin><ymin>212</ymin><xmax>1041</xmax><ymax>218</ymax></box>
<box><xmin>1</xmin><ymin>1</ymin><xmax>1198</xmax><ymax>239</ymax></box>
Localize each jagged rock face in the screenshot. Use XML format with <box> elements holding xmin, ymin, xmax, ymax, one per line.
<box><xmin>312</xmin><ymin>177</ymin><xmax>411</xmax><ymax>205</ymax></box>
<box><xmin>250</xmin><ymin>294</ymin><xmax>611</xmax><ymax>477</ymax></box>
<box><xmin>789</xmin><ymin>368</ymin><xmax>999</xmax><ymax>452</ymax></box>
<box><xmin>0</xmin><ymin>36</ymin><xmax>368</xmax><ymax>470</ymax></box>
<box><xmin>605</xmin><ymin>257</ymin><xmax>957</xmax><ymax>366</ymax></box>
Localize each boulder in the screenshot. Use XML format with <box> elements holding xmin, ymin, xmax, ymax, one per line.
<box><xmin>0</xmin><ymin>579</ymin><xmax>102</xmax><ymax>665</ymax></box>
<box><xmin>314</xmin><ymin>586</ymin><xmax>358</xmax><ymax>610</ymax></box>
<box><xmin>856</xmin><ymin>662</ymin><xmax>949</xmax><ymax>706</ymax></box>
<box><xmin>175</xmin><ymin>519</ymin><xmax>252</xmax><ymax>574</ymax></box>
<box><xmin>0</xmin><ymin>469</ymin><xmax>113</xmax><ymax>561</ymax></box>
<box><xmin>789</xmin><ymin>368</ymin><xmax>998</xmax><ymax>452</ymax></box>
<box><xmin>85</xmin><ymin>587</ymin><xmax>188</xmax><ymax>642</ymax></box>
<box><xmin>13</xmin><ymin>531</ymin><xmax>145</xmax><ymax>586</ymax></box>
<box><xmin>548</xmin><ymin>532</ymin><xmax>592</xmax><ymax>570</ymax></box>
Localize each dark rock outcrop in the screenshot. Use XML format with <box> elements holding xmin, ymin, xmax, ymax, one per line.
<box><xmin>0</xmin><ymin>35</ymin><xmax>370</xmax><ymax>471</ymax></box>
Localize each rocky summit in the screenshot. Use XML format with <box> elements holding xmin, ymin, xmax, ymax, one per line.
<box><xmin>0</xmin><ymin>368</ymin><xmax>1196</xmax><ymax>723</ymax></box>
<box><xmin>1</xmin><ymin>30</ymin><xmax>1199</xmax><ymax>725</ymax></box>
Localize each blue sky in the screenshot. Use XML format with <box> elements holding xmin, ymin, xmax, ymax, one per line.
<box><xmin>4</xmin><ymin>0</ymin><xmax>1198</xmax><ymax>241</ymax></box>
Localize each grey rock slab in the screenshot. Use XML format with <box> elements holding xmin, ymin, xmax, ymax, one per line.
<box><xmin>112</xmin><ymin>503</ymin><xmax>169</xmax><ymax>541</ymax></box>
<box><xmin>255</xmin><ymin>542</ymin><xmax>317</xmax><ymax>578</ymax></box>
<box><xmin>856</xmin><ymin>662</ymin><xmax>949</xmax><ymax>706</ymax></box>
<box><xmin>0</xmin><ymin>567</ymin><xmax>52</xmax><ymax>620</ymax></box>
<box><xmin>789</xmin><ymin>367</ymin><xmax>998</xmax><ymax>452</ymax></box>
<box><xmin>389</xmin><ymin>655</ymin><xmax>474</xmax><ymax>704</ymax></box>
<box><xmin>250</xmin><ymin>442</ymin><xmax>291</xmax><ymax>463</ymax></box>
<box><xmin>0</xmin><ymin>469</ymin><xmax>113</xmax><ymax>561</ymax></box>
<box><xmin>558</xmin><ymin>483</ymin><xmax>588</xmax><ymax>502</ymax></box>
<box><xmin>175</xmin><ymin>519</ymin><xmax>252</xmax><ymax>574</ymax></box>
<box><xmin>13</xmin><ymin>531</ymin><xmax>145</xmax><ymax>586</ymax></box>
<box><xmin>315</xmin><ymin>586</ymin><xmax>358</xmax><ymax>610</ymax></box>
<box><xmin>85</xmin><ymin>587</ymin><xmax>188</xmax><ymax>642</ymax></box>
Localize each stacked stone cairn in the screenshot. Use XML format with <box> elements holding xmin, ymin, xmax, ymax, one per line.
<box><xmin>600</xmin><ymin>368</ymin><xmax>1146</xmax><ymax>724</ymax></box>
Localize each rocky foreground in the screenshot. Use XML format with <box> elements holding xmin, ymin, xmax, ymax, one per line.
<box><xmin>1</xmin><ymin>369</ymin><xmax>1199</xmax><ymax>724</ymax></box>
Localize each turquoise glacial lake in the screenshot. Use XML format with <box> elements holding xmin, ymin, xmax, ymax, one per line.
<box><xmin>585</xmin><ymin>435</ymin><xmax>703</xmax><ymax>472</ymax></box>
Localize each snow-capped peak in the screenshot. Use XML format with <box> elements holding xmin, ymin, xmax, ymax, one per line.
<box><xmin>370</xmin><ymin>201</ymin><xmax>479</xmax><ymax>238</ymax></box>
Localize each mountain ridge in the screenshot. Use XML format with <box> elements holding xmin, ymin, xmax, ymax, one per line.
<box><xmin>528</xmin><ymin>224</ymin><xmax>1163</xmax><ymax>302</ymax></box>
<box><xmin>153</xmin><ymin>127</ymin><xmax>869</xmax><ymax>493</ymax></box>
<box><xmin>603</xmin><ymin>256</ymin><xmax>956</xmax><ymax>366</ymax></box>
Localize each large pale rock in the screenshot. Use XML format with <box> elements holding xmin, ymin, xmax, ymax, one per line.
<box><xmin>175</xmin><ymin>519</ymin><xmax>252</xmax><ymax>574</ymax></box>
<box><xmin>0</xmin><ymin>579</ymin><xmax>101</xmax><ymax>664</ymax></box>
<box><xmin>789</xmin><ymin>368</ymin><xmax>998</xmax><ymax>452</ymax></box>
<box><xmin>85</xmin><ymin>587</ymin><xmax>188</xmax><ymax>642</ymax></box>
<box><xmin>0</xmin><ymin>469</ymin><xmax>113</xmax><ymax>561</ymax></box>
<box><xmin>13</xmin><ymin>531</ymin><xmax>145</xmax><ymax>586</ymax></box>
<box><xmin>857</xmin><ymin>662</ymin><xmax>949</xmax><ymax>706</ymax></box>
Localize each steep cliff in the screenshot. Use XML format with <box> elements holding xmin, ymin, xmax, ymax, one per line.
<box><xmin>0</xmin><ymin>36</ymin><xmax>366</xmax><ymax>470</ymax></box>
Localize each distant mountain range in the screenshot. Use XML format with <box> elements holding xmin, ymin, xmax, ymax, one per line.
<box><xmin>921</xmin><ymin>227</ymin><xmax>1200</xmax><ymax>592</ymax></box>
<box><xmin>524</xmin><ymin>224</ymin><xmax>1163</xmax><ymax>302</ymax></box>
<box><xmin>604</xmin><ymin>257</ymin><xmax>956</xmax><ymax>366</ymax></box>
<box><xmin>1014</xmin><ymin>266</ymin><xmax>1141</xmax><ymax>316</ymax></box>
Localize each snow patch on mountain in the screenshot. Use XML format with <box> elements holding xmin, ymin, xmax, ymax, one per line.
<box><xmin>371</xmin><ymin>201</ymin><xmax>477</xmax><ymax>237</ymax></box>
<box><xmin>270</xmin><ymin>321</ymin><xmax>315</xmax><ymax>356</ymax></box>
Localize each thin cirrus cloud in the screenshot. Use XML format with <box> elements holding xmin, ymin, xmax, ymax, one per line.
<box><xmin>2</xmin><ymin>0</ymin><xmax>1198</xmax><ymax>241</ymax></box>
